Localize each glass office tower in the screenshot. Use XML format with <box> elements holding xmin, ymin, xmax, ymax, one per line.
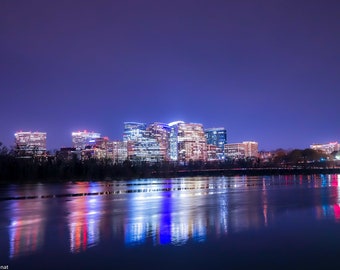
<box><xmin>168</xmin><ymin>121</ymin><xmax>185</xmax><ymax>161</ymax></box>
<box><xmin>147</xmin><ymin>122</ymin><xmax>171</xmax><ymax>161</ymax></box>
<box><xmin>123</xmin><ymin>122</ymin><xmax>163</xmax><ymax>162</ymax></box>
<box><xmin>205</xmin><ymin>128</ymin><xmax>227</xmax><ymax>160</ymax></box>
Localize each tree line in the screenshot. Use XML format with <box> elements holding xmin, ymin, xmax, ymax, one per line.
<box><xmin>0</xmin><ymin>142</ymin><xmax>339</xmax><ymax>183</ymax></box>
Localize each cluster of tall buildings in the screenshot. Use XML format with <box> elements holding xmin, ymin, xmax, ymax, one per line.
<box><xmin>13</xmin><ymin>121</ymin><xmax>259</xmax><ymax>163</ymax></box>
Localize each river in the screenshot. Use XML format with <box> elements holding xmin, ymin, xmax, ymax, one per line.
<box><xmin>1</xmin><ymin>175</ymin><xmax>340</xmax><ymax>269</ymax></box>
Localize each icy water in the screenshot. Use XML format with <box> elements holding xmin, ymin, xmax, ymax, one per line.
<box><xmin>1</xmin><ymin>175</ymin><xmax>340</xmax><ymax>269</ymax></box>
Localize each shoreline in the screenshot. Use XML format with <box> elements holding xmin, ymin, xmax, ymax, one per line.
<box><xmin>1</xmin><ymin>167</ymin><xmax>340</xmax><ymax>184</ymax></box>
<box><xmin>0</xmin><ymin>167</ymin><xmax>339</xmax><ymax>201</ymax></box>
<box><xmin>167</xmin><ymin>167</ymin><xmax>340</xmax><ymax>177</ymax></box>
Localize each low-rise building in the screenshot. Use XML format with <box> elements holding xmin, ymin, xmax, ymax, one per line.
<box><xmin>310</xmin><ymin>142</ymin><xmax>339</xmax><ymax>155</ymax></box>
<box><xmin>225</xmin><ymin>141</ymin><xmax>258</xmax><ymax>159</ymax></box>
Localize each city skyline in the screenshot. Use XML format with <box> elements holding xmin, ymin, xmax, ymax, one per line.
<box><xmin>13</xmin><ymin>122</ymin><xmax>255</xmax><ymax>162</ymax></box>
<box><xmin>7</xmin><ymin>118</ymin><xmax>340</xmax><ymax>152</ymax></box>
<box><xmin>1</xmin><ymin>1</ymin><xmax>340</xmax><ymax>151</ymax></box>
<box><xmin>9</xmin><ymin>121</ymin><xmax>340</xmax><ymax>154</ymax></box>
<box><xmin>11</xmin><ymin>121</ymin><xmax>229</xmax><ymax>151</ymax></box>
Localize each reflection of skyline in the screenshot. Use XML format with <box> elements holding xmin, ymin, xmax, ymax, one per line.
<box><xmin>68</xmin><ymin>183</ymin><xmax>102</xmax><ymax>253</ymax></box>
<box><xmin>9</xmin><ymin>199</ymin><xmax>46</xmax><ymax>258</ymax></box>
<box><xmin>315</xmin><ymin>174</ymin><xmax>340</xmax><ymax>221</ymax></box>
<box><xmin>123</xmin><ymin>190</ymin><xmax>210</xmax><ymax>247</ymax></box>
<box><xmin>123</xmin><ymin>177</ymin><xmax>266</xmax><ymax>246</ymax></box>
<box><xmin>4</xmin><ymin>175</ymin><xmax>340</xmax><ymax>259</ymax></box>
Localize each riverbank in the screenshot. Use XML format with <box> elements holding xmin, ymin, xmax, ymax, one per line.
<box><xmin>2</xmin><ymin>166</ymin><xmax>340</xmax><ymax>184</ymax></box>
<box><xmin>167</xmin><ymin>167</ymin><xmax>340</xmax><ymax>177</ymax></box>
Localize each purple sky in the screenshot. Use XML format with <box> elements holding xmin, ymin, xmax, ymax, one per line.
<box><xmin>1</xmin><ymin>0</ymin><xmax>340</xmax><ymax>151</ymax></box>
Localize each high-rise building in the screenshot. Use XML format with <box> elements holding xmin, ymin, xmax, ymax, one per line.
<box><xmin>123</xmin><ymin>122</ymin><xmax>163</xmax><ymax>162</ymax></box>
<box><xmin>71</xmin><ymin>130</ymin><xmax>101</xmax><ymax>150</ymax></box>
<box><xmin>205</xmin><ymin>128</ymin><xmax>227</xmax><ymax>160</ymax></box>
<box><xmin>177</xmin><ymin>122</ymin><xmax>207</xmax><ymax>162</ymax></box>
<box><xmin>123</xmin><ymin>122</ymin><xmax>147</xmax><ymax>142</ymax></box>
<box><xmin>147</xmin><ymin>122</ymin><xmax>171</xmax><ymax>161</ymax></box>
<box><xmin>14</xmin><ymin>131</ymin><xmax>47</xmax><ymax>156</ymax></box>
<box><xmin>168</xmin><ymin>121</ymin><xmax>185</xmax><ymax>161</ymax></box>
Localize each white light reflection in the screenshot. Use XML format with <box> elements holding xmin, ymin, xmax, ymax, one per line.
<box><xmin>68</xmin><ymin>184</ymin><xmax>102</xmax><ymax>253</ymax></box>
<box><xmin>116</xmin><ymin>176</ymin><xmax>293</xmax><ymax>248</ymax></box>
<box><xmin>262</xmin><ymin>178</ymin><xmax>268</xmax><ymax>226</ymax></box>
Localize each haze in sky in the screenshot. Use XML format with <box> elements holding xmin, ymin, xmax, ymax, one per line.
<box><xmin>1</xmin><ymin>0</ymin><xmax>340</xmax><ymax>151</ymax></box>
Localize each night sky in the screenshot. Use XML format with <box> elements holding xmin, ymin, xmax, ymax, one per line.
<box><xmin>1</xmin><ymin>0</ymin><xmax>340</xmax><ymax>151</ymax></box>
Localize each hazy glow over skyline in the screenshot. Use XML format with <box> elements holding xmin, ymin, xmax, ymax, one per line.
<box><xmin>1</xmin><ymin>1</ymin><xmax>339</xmax><ymax>151</ymax></box>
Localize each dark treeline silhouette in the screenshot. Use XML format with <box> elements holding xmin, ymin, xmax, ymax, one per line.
<box><xmin>0</xmin><ymin>142</ymin><xmax>340</xmax><ymax>183</ymax></box>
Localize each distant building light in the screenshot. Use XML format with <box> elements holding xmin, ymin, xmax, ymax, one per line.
<box><xmin>168</xmin><ymin>121</ymin><xmax>185</xmax><ymax>126</ymax></box>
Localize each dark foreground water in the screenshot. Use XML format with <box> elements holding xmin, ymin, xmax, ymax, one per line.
<box><xmin>1</xmin><ymin>175</ymin><xmax>340</xmax><ymax>269</ymax></box>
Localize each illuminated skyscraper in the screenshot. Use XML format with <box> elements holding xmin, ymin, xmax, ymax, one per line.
<box><xmin>177</xmin><ymin>122</ymin><xmax>207</xmax><ymax>162</ymax></box>
<box><xmin>71</xmin><ymin>130</ymin><xmax>101</xmax><ymax>150</ymax></box>
<box><xmin>123</xmin><ymin>122</ymin><xmax>147</xmax><ymax>142</ymax></box>
<box><xmin>147</xmin><ymin>122</ymin><xmax>171</xmax><ymax>161</ymax></box>
<box><xmin>14</xmin><ymin>131</ymin><xmax>47</xmax><ymax>156</ymax></box>
<box><xmin>205</xmin><ymin>128</ymin><xmax>227</xmax><ymax>160</ymax></box>
<box><xmin>123</xmin><ymin>122</ymin><xmax>163</xmax><ymax>162</ymax></box>
<box><xmin>168</xmin><ymin>121</ymin><xmax>185</xmax><ymax>161</ymax></box>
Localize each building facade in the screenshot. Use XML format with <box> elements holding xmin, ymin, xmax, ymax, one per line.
<box><xmin>81</xmin><ymin>136</ymin><xmax>110</xmax><ymax>160</ymax></box>
<box><xmin>206</xmin><ymin>144</ymin><xmax>219</xmax><ymax>161</ymax></box>
<box><xmin>123</xmin><ymin>122</ymin><xmax>147</xmax><ymax>142</ymax></box>
<box><xmin>106</xmin><ymin>141</ymin><xmax>127</xmax><ymax>163</ymax></box>
<box><xmin>243</xmin><ymin>141</ymin><xmax>259</xmax><ymax>158</ymax></box>
<box><xmin>224</xmin><ymin>143</ymin><xmax>246</xmax><ymax>159</ymax></box>
<box><xmin>72</xmin><ymin>130</ymin><xmax>101</xmax><ymax>150</ymax></box>
<box><xmin>225</xmin><ymin>141</ymin><xmax>259</xmax><ymax>159</ymax></box>
<box><xmin>168</xmin><ymin>121</ymin><xmax>185</xmax><ymax>161</ymax></box>
<box><xmin>147</xmin><ymin>122</ymin><xmax>171</xmax><ymax>161</ymax></box>
<box><xmin>205</xmin><ymin>127</ymin><xmax>227</xmax><ymax>160</ymax></box>
<box><xmin>177</xmin><ymin>122</ymin><xmax>207</xmax><ymax>162</ymax></box>
<box><xmin>123</xmin><ymin>122</ymin><xmax>163</xmax><ymax>162</ymax></box>
<box><xmin>14</xmin><ymin>131</ymin><xmax>47</xmax><ymax>156</ymax></box>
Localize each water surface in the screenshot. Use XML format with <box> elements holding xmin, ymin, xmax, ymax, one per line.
<box><xmin>1</xmin><ymin>175</ymin><xmax>340</xmax><ymax>269</ymax></box>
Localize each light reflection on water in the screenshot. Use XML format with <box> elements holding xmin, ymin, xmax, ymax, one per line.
<box><xmin>1</xmin><ymin>174</ymin><xmax>340</xmax><ymax>261</ymax></box>
<box><xmin>8</xmin><ymin>199</ymin><xmax>46</xmax><ymax>258</ymax></box>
